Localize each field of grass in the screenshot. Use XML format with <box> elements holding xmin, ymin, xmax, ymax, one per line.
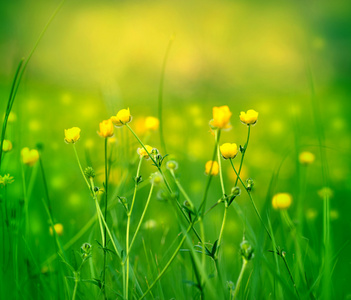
<box><xmin>1</xmin><ymin>0</ymin><xmax>351</xmax><ymax>299</ymax></box>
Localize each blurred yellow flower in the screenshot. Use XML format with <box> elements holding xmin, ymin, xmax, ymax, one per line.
<box><xmin>272</xmin><ymin>193</ymin><xmax>292</xmax><ymax>210</ymax></box>
<box><xmin>299</xmin><ymin>151</ymin><xmax>315</xmax><ymax>165</ymax></box>
<box><xmin>318</xmin><ymin>187</ymin><xmax>333</xmax><ymax>199</ymax></box>
<box><xmin>2</xmin><ymin>140</ymin><xmax>13</xmax><ymax>152</ymax></box>
<box><xmin>220</xmin><ymin>143</ymin><xmax>238</xmax><ymax>159</ymax></box>
<box><xmin>0</xmin><ymin>174</ymin><xmax>14</xmax><ymax>186</ymax></box>
<box><xmin>240</xmin><ymin>109</ymin><xmax>258</xmax><ymax>125</ymax></box>
<box><xmin>111</xmin><ymin>108</ymin><xmax>132</xmax><ymax>127</ymax></box>
<box><xmin>21</xmin><ymin>147</ymin><xmax>39</xmax><ymax>166</ymax></box>
<box><xmin>145</xmin><ymin>116</ymin><xmax>159</xmax><ymax>131</ymax></box>
<box><xmin>205</xmin><ymin>160</ymin><xmax>219</xmax><ymax>176</ymax></box>
<box><xmin>64</xmin><ymin>127</ymin><xmax>81</xmax><ymax>143</ymax></box>
<box><xmin>137</xmin><ymin>145</ymin><xmax>153</xmax><ymax>159</ymax></box>
<box><xmin>98</xmin><ymin>119</ymin><xmax>114</xmax><ymax>137</ymax></box>
<box><xmin>210</xmin><ymin>106</ymin><xmax>232</xmax><ymax>129</ymax></box>
<box><xmin>49</xmin><ymin>223</ymin><xmax>64</xmax><ymax>236</ymax></box>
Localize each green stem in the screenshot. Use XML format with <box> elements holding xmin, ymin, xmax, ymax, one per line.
<box><xmin>128</xmin><ymin>184</ymin><xmax>154</xmax><ymax>256</ymax></box>
<box><xmin>72</xmin><ymin>144</ymin><xmax>91</xmax><ymax>190</ymax></box>
<box><xmin>72</xmin><ymin>277</ymin><xmax>79</xmax><ymax>300</ymax></box>
<box><xmin>102</xmin><ymin>138</ymin><xmax>108</xmax><ymax>299</ymax></box>
<box><xmin>158</xmin><ymin>34</ymin><xmax>175</xmax><ymax>154</ymax></box>
<box><xmin>216</xmin><ymin>130</ymin><xmax>225</xmax><ymax>196</ymax></box>
<box><xmin>216</xmin><ymin>203</ymin><xmax>228</xmax><ymax>259</ymax></box>
<box><xmin>125</xmin><ymin>157</ymin><xmax>143</xmax><ymax>299</ymax></box>
<box><xmin>139</xmin><ymin>223</ymin><xmax>193</xmax><ymax>300</ymax></box>
<box><xmin>235</xmin><ymin>125</ymin><xmax>251</xmax><ymax>186</ymax></box>
<box><xmin>233</xmin><ymin>259</ymin><xmax>247</xmax><ymax>299</ymax></box>
<box><xmin>90</xmin><ymin>178</ymin><xmax>105</xmax><ymax>246</ymax></box>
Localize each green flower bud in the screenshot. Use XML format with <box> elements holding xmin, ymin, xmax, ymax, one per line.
<box><xmin>246</xmin><ymin>178</ymin><xmax>254</xmax><ymax>191</ymax></box>
<box><xmin>231</xmin><ymin>186</ymin><xmax>241</xmax><ymax>196</ymax></box>
<box><xmin>240</xmin><ymin>239</ymin><xmax>254</xmax><ymax>261</ymax></box>
<box><xmin>84</xmin><ymin>167</ymin><xmax>95</xmax><ymax>179</ymax></box>
<box><xmin>166</xmin><ymin>160</ymin><xmax>179</xmax><ymax>171</ymax></box>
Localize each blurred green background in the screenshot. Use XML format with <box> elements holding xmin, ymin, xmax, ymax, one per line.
<box><xmin>1</xmin><ymin>0</ymin><xmax>351</xmax><ymax>298</ymax></box>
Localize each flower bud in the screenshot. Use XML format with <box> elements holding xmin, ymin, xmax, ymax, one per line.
<box><xmin>49</xmin><ymin>223</ymin><xmax>64</xmax><ymax>236</ymax></box>
<box><xmin>246</xmin><ymin>178</ymin><xmax>254</xmax><ymax>191</ymax></box>
<box><xmin>145</xmin><ymin>116</ymin><xmax>159</xmax><ymax>131</ymax></box>
<box><xmin>150</xmin><ymin>172</ymin><xmax>163</xmax><ymax>186</ymax></box>
<box><xmin>137</xmin><ymin>145</ymin><xmax>153</xmax><ymax>159</ymax></box>
<box><xmin>21</xmin><ymin>147</ymin><xmax>39</xmax><ymax>166</ymax></box>
<box><xmin>220</xmin><ymin>143</ymin><xmax>238</xmax><ymax>159</ymax></box>
<box><xmin>0</xmin><ymin>174</ymin><xmax>14</xmax><ymax>187</ymax></box>
<box><xmin>240</xmin><ymin>239</ymin><xmax>254</xmax><ymax>261</ymax></box>
<box><xmin>205</xmin><ymin>160</ymin><xmax>219</xmax><ymax>176</ymax></box>
<box><xmin>2</xmin><ymin>140</ymin><xmax>12</xmax><ymax>152</ymax></box>
<box><xmin>98</xmin><ymin>119</ymin><xmax>114</xmax><ymax>138</ymax></box>
<box><xmin>84</xmin><ymin>167</ymin><xmax>95</xmax><ymax>179</ymax></box>
<box><xmin>299</xmin><ymin>151</ymin><xmax>315</xmax><ymax>165</ymax></box>
<box><xmin>209</xmin><ymin>105</ymin><xmax>232</xmax><ymax>129</ymax></box>
<box><xmin>231</xmin><ymin>186</ymin><xmax>241</xmax><ymax>196</ymax></box>
<box><xmin>272</xmin><ymin>193</ymin><xmax>292</xmax><ymax>210</ymax></box>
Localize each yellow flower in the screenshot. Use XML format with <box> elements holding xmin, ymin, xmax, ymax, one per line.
<box><xmin>240</xmin><ymin>109</ymin><xmax>258</xmax><ymax>125</ymax></box>
<box><xmin>210</xmin><ymin>106</ymin><xmax>232</xmax><ymax>129</ymax></box>
<box><xmin>137</xmin><ymin>145</ymin><xmax>153</xmax><ymax>159</ymax></box>
<box><xmin>299</xmin><ymin>151</ymin><xmax>315</xmax><ymax>165</ymax></box>
<box><xmin>272</xmin><ymin>193</ymin><xmax>292</xmax><ymax>210</ymax></box>
<box><xmin>220</xmin><ymin>143</ymin><xmax>238</xmax><ymax>159</ymax></box>
<box><xmin>21</xmin><ymin>147</ymin><xmax>39</xmax><ymax>166</ymax></box>
<box><xmin>64</xmin><ymin>127</ymin><xmax>81</xmax><ymax>143</ymax></box>
<box><xmin>98</xmin><ymin>119</ymin><xmax>114</xmax><ymax>138</ymax></box>
<box><xmin>111</xmin><ymin>108</ymin><xmax>132</xmax><ymax>127</ymax></box>
<box><xmin>205</xmin><ymin>160</ymin><xmax>219</xmax><ymax>176</ymax></box>
<box><xmin>0</xmin><ymin>174</ymin><xmax>14</xmax><ymax>186</ymax></box>
<box><xmin>49</xmin><ymin>223</ymin><xmax>64</xmax><ymax>236</ymax></box>
<box><xmin>2</xmin><ymin>140</ymin><xmax>13</xmax><ymax>152</ymax></box>
<box><xmin>145</xmin><ymin>116</ymin><xmax>159</xmax><ymax>131</ymax></box>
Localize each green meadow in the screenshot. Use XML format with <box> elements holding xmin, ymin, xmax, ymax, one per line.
<box><xmin>0</xmin><ymin>0</ymin><xmax>350</xmax><ymax>299</ymax></box>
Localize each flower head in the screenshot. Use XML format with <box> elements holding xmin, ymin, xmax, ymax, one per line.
<box><xmin>64</xmin><ymin>127</ymin><xmax>81</xmax><ymax>143</ymax></box>
<box><xmin>21</xmin><ymin>147</ymin><xmax>39</xmax><ymax>166</ymax></box>
<box><xmin>137</xmin><ymin>145</ymin><xmax>153</xmax><ymax>159</ymax></box>
<box><xmin>49</xmin><ymin>223</ymin><xmax>64</xmax><ymax>236</ymax></box>
<box><xmin>210</xmin><ymin>106</ymin><xmax>232</xmax><ymax>129</ymax></box>
<box><xmin>2</xmin><ymin>140</ymin><xmax>13</xmax><ymax>152</ymax></box>
<box><xmin>220</xmin><ymin>143</ymin><xmax>238</xmax><ymax>159</ymax></box>
<box><xmin>98</xmin><ymin>119</ymin><xmax>114</xmax><ymax>138</ymax></box>
<box><xmin>299</xmin><ymin>151</ymin><xmax>315</xmax><ymax>165</ymax></box>
<box><xmin>240</xmin><ymin>109</ymin><xmax>258</xmax><ymax>125</ymax></box>
<box><xmin>111</xmin><ymin>108</ymin><xmax>132</xmax><ymax>127</ymax></box>
<box><xmin>272</xmin><ymin>193</ymin><xmax>292</xmax><ymax>210</ymax></box>
<box><xmin>150</xmin><ymin>172</ymin><xmax>163</xmax><ymax>185</ymax></box>
<box><xmin>205</xmin><ymin>160</ymin><xmax>219</xmax><ymax>176</ymax></box>
<box><xmin>0</xmin><ymin>174</ymin><xmax>14</xmax><ymax>187</ymax></box>
<box><xmin>145</xmin><ymin>116</ymin><xmax>159</xmax><ymax>131</ymax></box>
<box><xmin>166</xmin><ymin>160</ymin><xmax>179</xmax><ymax>171</ymax></box>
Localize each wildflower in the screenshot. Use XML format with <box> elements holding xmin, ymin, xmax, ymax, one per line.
<box><xmin>166</xmin><ymin>160</ymin><xmax>179</xmax><ymax>171</ymax></box>
<box><xmin>49</xmin><ymin>223</ymin><xmax>64</xmax><ymax>236</ymax></box>
<box><xmin>272</xmin><ymin>193</ymin><xmax>292</xmax><ymax>210</ymax></box>
<box><xmin>21</xmin><ymin>147</ymin><xmax>39</xmax><ymax>166</ymax></box>
<box><xmin>84</xmin><ymin>167</ymin><xmax>95</xmax><ymax>179</ymax></box>
<box><xmin>0</xmin><ymin>174</ymin><xmax>14</xmax><ymax>187</ymax></box>
<box><xmin>64</xmin><ymin>127</ymin><xmax>81</xmax><ymax>143</ymax></box>
<box><xmin>220</xmin><ymin>143</ymin><xmax>238</xmax><ymax>159</ymax></box>
<box><xmin>98</xmin><ymin>119</ymin><xmax>114</xmax><ymax>138</ymax></box>
<box><xmin>150</xmin><ymin>172</ymin><xmax>163</xmax><ymax>185</ymax></box>
<box><xmin>299</xmin><ymin>151</ymin><xmax>315</xmax><ymax>165</ymax></box>
<box><xmin>145</xmin><ymin>116</ymin><xmax>159</xmax><ymax>131</ymax></box>
<box><xmin>2</xmin><ymin>140</ymin><xmax>13</xmax><ymax>152</ymax></box>
<box><xmin>318</xmin><ymin>187</ymin><xmax>333</xmax><ymax>199</ymax></box>
<box><xmin>210</xmin><ymin>106</ymin><xmax>232</xmax><ymax>129</ymax></box>
<box><xmin>111</xmin><ymin>108</ymin><xmax>132</xmax><ymax>127</ymax></box>
<box><xmin>240</xmin><ymin>109</ymin><xmax>258</xmax><ymax>125</ymax></box>
<box><xmin>137</xmin><ymin>145</ymin><xmax>153</xmax><ymax>159</ymax></box>
<box><xmin>205</xmin><ymin>160</ymin><xmax>219</xmax><ymax>176</ymax></box>
<box><xmin>240</xmin><ymin>239</ymin><xmax>254</xmax><ymax>261</ymax></box>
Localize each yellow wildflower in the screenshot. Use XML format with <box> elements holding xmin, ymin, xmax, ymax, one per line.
<box><xmin>205</xmin><ymin>160</ymin><xmax>219</xmax><ymax>176</ymax></box>
<box><xmin>240</xmin><ymin>109</ymin><xmax>258</xmax><ymax>125</ymax></box>
<box><xmin>210</xmin><ymin>106</ymin><xmax>232</xmax><ymax>129</ymax></box>
<box><xmin>299</xmin><ymin>151</ymin><xmax>315</xmax><ymax>165</ymax></box>
<box><xmin>98</xmin><ymin>119</ymin><xmax>114</xmax><ymax>138</ymax></box>
<box><xmin>2</xmin><ymin>140</ymin><xmax>13</xmax><ymax>152</ymax></box>
<box><xmin>21</xmin><ymin>147</ymin><xmax>39</xmax><ymax>166</ymax></box>
<box><xmin>49</xmin><ymin>223</ymin><xmax>64</xmax><ymax>236</ymax></box>
<box><xmin>64</xmin><ymin>127</ymin><xmax>81</xmax><ymax>143</ymax></box>
<box><xmin>272</xmin><ymin>193</ymin><xmax>292</xmax><ymax>210</ymax></box>
<box><xmin>111</xmin><ymin>108</ymin><xmax>132</xmax><ymax>127</ymax></box>
<box><xmin>145</xmin><ymin>116</ymin><xmax>159</xmax><ymax>131</ymax></box>
<box><xmin>137</xmin><ymin>145</ymin><xmax>153</xmax><ymax>159</ymax></box>
<box><xmin>0</xmin><ymin>174</ymin><xmax>14</xmax><ymax>186</ymax></box>
<box><xmin>220</xmin><ymin>143</ymin><xmax>238</xmax><ymax>159</ymax></box>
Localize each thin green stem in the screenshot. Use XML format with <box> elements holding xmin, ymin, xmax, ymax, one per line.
<box><xmin>233</xmin><ymin>259</ymin><xmax>247</xmax><ymax>299</ymax></box>
<box><xmin>90</xmin><ymin>178</ymin><xmax>105</xmax><ymax>246</ymax></box>
<box><xmin>216</xmin><ymin>130</ymin><xmax>225</xmax><ymax>196</ymax></box>
<box><xmin>235</xmin><ymin>125</ymin><xmax>251</xmax><ymax>186</ymax></box>
<box><xmin>216</xmin><ymin>203</ymin><xmax>228</xmax><ymax>259</ymax></box>
<box><xmin>158</xmin><ymin>34</ymin><xmax>175</xmax><ymax>154</ymax></box>
<box><xmin>102</xmin><ymin>137</ymin><xmax>108</xmax><ymax>299</ymax></box>
<box><xmin>125</xmin><ymin>157</ymin><xmax>143</xmax><ymax>299</ymax></box>
<box><xmin>72</xmin><ymin>144</ymin><xmax>91</xmax><ymax>190</ymax></box>
<box><xmin>72</xmin><ymin>277</ymin><xmax>78</xmax><ymax>300</ymax></box>
<box><xmin>139</xmin><ymin>223</ymin><xmax>193</xmax><ymax>300</ymax></box>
